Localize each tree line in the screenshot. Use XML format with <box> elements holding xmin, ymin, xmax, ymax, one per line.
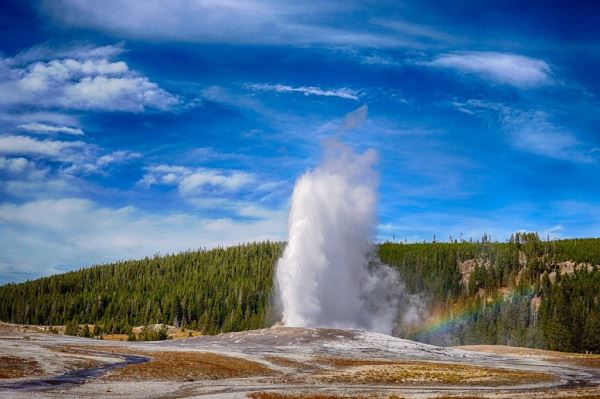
<box><xmin>0</xmin><ymin>242</ymin><xmax>282</xmax><ymax>335</ymax></box>
<box><xmin>0</xmin><ymin>235</ymin><xmax>599</xmax><ymax>352</ymax></box>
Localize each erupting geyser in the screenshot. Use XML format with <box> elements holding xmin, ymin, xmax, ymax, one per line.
<box><xmin>275</xmin><ymin>140</ymin><xmax>402</xmax><ymax>334</ymax></box>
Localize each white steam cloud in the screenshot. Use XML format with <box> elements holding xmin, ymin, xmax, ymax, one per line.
<box><xmin>275</xmin><ymin>140</ymin><xmax>403</xmax><ymax>334</ymax></box>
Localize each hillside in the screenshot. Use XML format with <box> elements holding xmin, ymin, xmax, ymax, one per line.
<box><xmin>0</xmin><ymin>242</ymin><xmax>283</xmax><ymax>335</ymax></box>
<box><xmin>379</xmin><ymin>233</ymin><xmax>600</xmax><ymax>353</ymax></box>
<box><xmin>1</xmin><ymin>234</ymin><xmax>599</xmax><ymax>353</ymax></box>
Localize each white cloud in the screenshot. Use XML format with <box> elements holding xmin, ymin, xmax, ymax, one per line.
<box><xmin>426</xmin><ymin>52</ymin><xmax>551</xmax><ymax>88</ymax></box>
<box><xmin>40</xmin><ymin>0</ymin><xmax>411</xmax><ymax>48</ymax></box>
<box><xmin>0</xmin><ymin>48</ymin><xmax>178</xmax><ymax>112</ymax></box>
<box><xmin>360</xmin><ymin>53</ymin><xmax>401</xmax><ymax>67</ymax></box>
<box><xmin>62</xmin><ymin>75</ymin><xmax>176</xmax><ymax>111</ymax></box>
<box><xmin>0</xmin><ymin>198</ymin><xmax>286</xmax><ymax>282</ymax></box>
<box><xmin>19</xmin><ymin>122</ymin><xmax>84</xmax><ymax>135</ymax></box>
<box><xmin>374</xmin><ymin>19</ymin><xmax>458</xmax><ymax>44</ymax></box>
<box><xmin>65</xmin><ymin>150</ymin><xmax>141</xmax><ymax>174</ymax></box>
<box><xmin>201</xmin><ymin>85</ymin><xmax>263</xmax><ymax>111</ymax></box>
<box><xmin>452</xmin><ymin>100</ymin><xmax>591</xmax><ymax>161</ymax></box>
<box><xmin>0</xmin><ymin>111</ymin><xmax>81</xmax><ymax>130</ymax></box>
<box><xmin>179</xmin><ymin>171</ymin><xmax>253</xmax><ymax>195</ymax></box>
<box><xmin>247</xmin><ymin>83</ymin><xmax>359</xmax><ymax>100</ymax></box>
<box><xmin>140</xmin><ymin>164</ymin><xmax>254</xmax><ymax>196</ymax></box>
<box><xmin>510</xmin><ymin>123</ymin><xmax>580</xmax><ymax>160</ymax></box>
<box><xmin>138</xmin><ymin>164</ymin><xmax>287</xmax><ymax>216</ymax></box>
<box><xmin>0</xmin><ymin>155</ymin><xmax>81</xmax><ymax>200</ymax></box>
<box><xmin>0</xmin><ymin>156</ymin><xmax>38</xmax><ymax>175</ymax></box>
<box><xmin>0</xmin><ymin>134</ymin><xmax>140</xmax><ymax>177</ymax></box>
<box><xmin>9</xmin><ymin>43</ymin><xmax>126</xmax><ymax>65</ymax></box>
<box><xmin>0</xmin><ymin>135</ymin><xmax>86</xmax><ymax>158</ymax></box>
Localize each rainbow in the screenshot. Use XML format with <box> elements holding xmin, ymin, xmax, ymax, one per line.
<box><xmin>409</xmin><ymin>286</ymin><xmax>537</xmax><ymax>341</ymax></box>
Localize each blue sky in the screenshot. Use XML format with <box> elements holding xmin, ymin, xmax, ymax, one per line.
<box><xmin>0</xmin><ymin>0</ymin><xmax>599</xmax><ymax>283</ymax></box>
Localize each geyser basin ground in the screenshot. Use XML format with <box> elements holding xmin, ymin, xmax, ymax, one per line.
<box><xmin>1</xmin><ymin>322</ymin><xmax>599</xmax><ymax>398</ymax></box>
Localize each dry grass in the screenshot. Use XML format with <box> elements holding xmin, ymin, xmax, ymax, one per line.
<box><xmin>565</xmin><ymin>357</ymin><xmax>600</xmax><ymax>369</ymax></box>
<box><xmin>101</xmin><ymin>334</ymin><xmax>129</xmax><ymax>341</ymax></box>
<box><xmin>458</xmin><ymin>345</ymin><xmax>600</xmax><ymax>369</ymax></box>
<box><xmin>265</xmin><ymin>355</ymin><xmax>321</xmax><ymax>371</ymax></box>
<box><xmin>430</xmin><ymin>397</ymin><xmax>483</xmax><ymax>399</ymax></box>
<box><xmin>247</xmin><ymin>393</ymin><xmax>378</xmax><ymax>399</ymax></box>
<box><xmin>246</xmin><ymin>395</ymin><xmax>486</xmax><ymax>399</ymax></box>
<box><xmin>0</xmin><ymin>356</ymin><xmax>44</xmax><ymax>379</ymax></box>
<box><xmin>315</xmin><ymin>359</ymin><xmax>554</xmax><ymax>386</ymax></box>
<box><xmin>315</xmin><ymin>357</ymin><xmax>394</xmax><ymax>367</ymax></box>
<box><xmin>106</xmin><ymin>351</ymin><xmax>277</xmax><ymax>381</ymax></box>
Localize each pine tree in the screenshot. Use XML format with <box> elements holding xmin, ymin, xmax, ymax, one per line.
<box><xmin>583</xmin><ymin>311</ymin><xmax>600</xmax><ymax>353</ymax></box>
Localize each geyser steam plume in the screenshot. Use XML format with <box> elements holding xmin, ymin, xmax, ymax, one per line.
<box><xmin>275</xmin><ymin>140</ymin><xmax>402</xmax><ymax>334</ymax></box>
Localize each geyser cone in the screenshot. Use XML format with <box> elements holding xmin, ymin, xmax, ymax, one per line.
<box><xmin>275</xmin><ymin>140</ymin><xmax>401</xmax><ymax>334</ymax></box>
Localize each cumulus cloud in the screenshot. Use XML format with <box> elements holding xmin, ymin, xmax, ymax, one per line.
<box><xmin>0</xmin><ymin>134</ymin><xmax>140</xmax><ymax>176</ymax></box>
<box><xmin>0</xmin><ymin>198</ymin><xmax>286</xmax><ymax>282</ymax></box>
<box><xmin>137</xmin><ymin>164</ymin><xmax>285</xmax><ymax>217</ymax></box>
<box><xmin>0</xmin><ymin>135</ymin><xmax>86</xmax><ymax>158</ymax></box>
<box><xmin>426</xmin><ymin>52</ymin><xmax>551</xmax><ymax>88</ymax></box>
<box><xmin>0</xmin><ymin>46</ymin><xmax>177</xmax><ymax>111</ymax></box>
<box><xmin>247</xmin><ymin>83</ymin><xmax>359</xmax><ymax>100</ymax></box>
<box><xmin>0</xmin><ymin>156</ymin><xmax>38</xmax><ymax>175</ymax></box>
<box><xmin>139</xmin><ymin>164</ymin><xmax>254</xmax><ymax>196</ymax></box>
<box><xmin>19</xmin><ymin>122</ymin><xmax>84</xmax><ymax>135</ymax></box>
<box><xmin>0</xmin><ymin>154</ymin><xmax>79</xmax><ymax>200</ymax></box>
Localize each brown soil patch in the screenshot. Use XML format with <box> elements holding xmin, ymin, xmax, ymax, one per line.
<box><xmin>106</xmin><ymin>351</ymin><xmax>277</xmax><ymax>381</ymax></box>
<box><xmin>53</xmin><ymin>345</ymin><xmax>277</xmax><ymax>382</ymax></box>
<box><xmin>0</xmin><ymin>356</ymin><xmax>44</xmax><ymax>379</ymax></box>
<box><xmin>316</xmin><ymin>360</ymin><xmax>554</xmax><ymax>386</ymax></box>
<box><xmin>265</xmin><ymin>356</ymin><xmax>321</xmax><ymax>371</ymax></box>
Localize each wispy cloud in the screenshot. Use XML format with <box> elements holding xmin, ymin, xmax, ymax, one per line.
<box><xmin>66</xmin><ymin>150</ymin><xmax>141</xmax><ymax>174</ymax></box>
<box><xmin>360</xmin><ymin>53</ymin><xmax>401</xmax><ymax>67</ymax></box>
<box><xmin>8</xmin><ymin>42</ymin><xmax>126</xmax><ymax>64</ymax></box>
<box><xmin>425</xmin><ymin>52</ymin><xmax>552</xmax><ymax>88</ymax></box>
<box><xmin>40</xmin><ymin>1</ymin><xmax>428</xmax><ymax>48</ymax></box>
<box><xmin>247</xmin><ymin>83</ymin><xmax>359</xmax><ymax>100</ymax></box>
<box><xmin>19</xmin><ymin>122</ymin><xmax>84</xmax><ymax>135</ymax></box>
<box><xmin>374</xmin><ymin>19</ymin><xmax>460</xmax><ymax>44</ymax></box>
<box><xmin>452</xmin><ymin>100</ymin><xmax>592</xmax><ymax>161</ymax></box>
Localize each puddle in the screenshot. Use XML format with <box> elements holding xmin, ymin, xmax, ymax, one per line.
<box><xmin>0</xmin><ymin>353</ymin><xmax>149</xmax><ymax>391</ymax></box>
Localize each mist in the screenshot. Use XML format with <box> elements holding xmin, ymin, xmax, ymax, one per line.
<box><xmin>275</xmin><ymin>140</ymin><xmax>409</xmax><ymax>335</ymax></box>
